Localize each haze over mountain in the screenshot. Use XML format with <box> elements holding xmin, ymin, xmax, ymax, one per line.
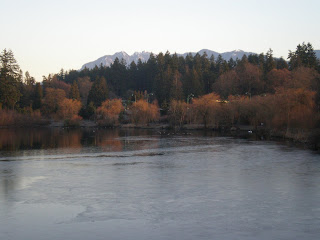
<box><xmin>80</xmin><ymin>49</ymin><xmax>257</xmax><ymax>70</ymax></box>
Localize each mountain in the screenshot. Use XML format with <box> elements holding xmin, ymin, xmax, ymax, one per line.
<box><xmin>80</xmin><ymin>49</ymin><xmax>258</xmax><ymax>70</ymax></box>
<box><xmin>81</xmin><ymin>49</ymin><xmax>319</xmax><ymax>70</ymax></box>
<box><xmin>81</xmin><ymin>51</ymin><xmax>151</xmax><ymax>70</ymax></box>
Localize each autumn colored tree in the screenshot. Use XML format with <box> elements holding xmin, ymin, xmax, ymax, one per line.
<box><xmin>266</xmin><ymin>68</ymin><xmax>292</xmax><ymax>91</ymax></box>
<box><xmin>236</xmin><ymin>62</ymin><xmax>264</xmax><ymax>96</ymax></box>
<box><xmin>271</xmin><ymin>88</ymin><xmax>316</xmax><ymax>133</ymax></box>
<box><xmin>227</xmin><ymin>95</ymin><xmax>248</xmax><ymax>125</ymax></box>
<box><xmin>290</xmin><ymin>67</ymin><xmax>319</xmax><ymax>90</ymax></box>
<box><xmin>212</xmin><ymin>70</ymin><xmax>239</xmax><ymax>99</ymax></box>
<box><xmin>168</xmin><ymin>100</ymin><xmax>188</xmax><ymax>128</ymax></box>
<box><xmin>77</xmin><ymin>77</ymin><xmax>92</xmax><ymax>105</ymax></box>
<box><xmin>43</xmin><ymin>74</ymin><xmax>71</xmax><ymax>96</ymax></box>
<box><xmin>130</xmin><ymin>100</ymin><xmax>159</xmax><ymax>125</ymax></box>
<box><xmin>239</xmin><ymin>95</ymin><xmax>274</xmax><ymax>128</ymax></box>
<box><xmin>57</xmin><ymin>98</ymin><xmax>82</xmax><ymax>120</ymax></box>
<box><xmin>70</xmin><ymin>81</ymin><xmax>80</xmax><ymax>100</ymax></box>
<box><xmin>192</xmin><ymin>93</ymin><xmax>221</xmax><ymax>128</ymax></box>
<box><xmin>42</xmin><ymin>88</ymin><xmax>66</xmax><ymax>115</ymax></box>
<box><xmin>96</xmin><ymin>99</ymin><xmax>124</xmax><ymax>126</ymax></box>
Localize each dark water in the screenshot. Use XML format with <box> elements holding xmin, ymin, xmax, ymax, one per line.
<box><xmin>0</xmin><ymin>128</ymin><xmax>319</xmax><ymax>240</ymax></box>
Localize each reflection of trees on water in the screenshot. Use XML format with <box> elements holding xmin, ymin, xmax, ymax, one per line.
<box><xmin>51</xmin><ymin>129</ymin><xmax>83</xmax><ymax>149</ymax></box>
<box><xmin>0</xmin><ymin>129</ymin><xmax>84</xmax><ymax>151</ymax></box>
<box><xmin>0</xmin><ymin>128</ymin><xmax>161</xmax><ymax>152</ymax></box>
<box><xmin>95</xmin><ymin>129</ymin><xmax>123</xmax><ymax>152</ymax></box>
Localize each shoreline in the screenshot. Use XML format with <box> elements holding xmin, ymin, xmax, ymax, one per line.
<box><xmin>1</xmin><ymin>120</ymin><xmax>319</xmax><ymax>151</ymax></box>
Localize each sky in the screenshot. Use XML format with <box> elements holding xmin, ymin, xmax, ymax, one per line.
<box><xmin>1</xmin><ymin>0</ymin><xmax>320</xmax><ymax>81</ymax></box>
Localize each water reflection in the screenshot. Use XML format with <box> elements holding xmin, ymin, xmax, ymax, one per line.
<box><xmin>0</xmin><ymin>128</ymin><xmax>159</xmax><ymax>152</ymax></box>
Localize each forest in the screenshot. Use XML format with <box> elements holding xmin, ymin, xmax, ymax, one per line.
<box><xmin>0</xmin><ymin>43</ymin><xmax>320</xmax><ymax>146</ymax></box>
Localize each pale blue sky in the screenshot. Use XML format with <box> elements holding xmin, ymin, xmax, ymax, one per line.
<box><xmin>1</xmin><ymin>0</ymin><xmax>320</xmax><ymax>81</ymax></box>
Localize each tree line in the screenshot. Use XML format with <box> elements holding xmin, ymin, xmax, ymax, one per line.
<box><xmin>0</xmin><ymin>43</ymin><xmax>320</xmax><ymax>141</ymax></box>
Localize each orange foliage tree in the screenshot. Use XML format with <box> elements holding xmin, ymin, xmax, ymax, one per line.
<box><xmin>130</xmin><ymin>100</ymin><xmax>159</xmax><ymax>125</ymax></box>
<box><xmin>78</xmin><ymin>77</ymin><xmax>93</xmax><ymax>105</ymax></box>
<box><xmin>237</xmin><ymin>95</ymin><xmax>274</xmax><ymax>128</ymax></box>
<box><xmin>227</xmin><ymin>95</ymin><xmax>248</xmax><ymax>125</ymax></box>
<box><xmin>191</xmin><ymin>93</ymin><xmax>221</xmax><ymax>128</ymax></box>
<box><xmin>236</xmin><ymin>62</ymin><xmax>264</xmax><ymax>95</ymax></box>
<box><xmin>266</xmin><ymin>68</ymin><xmax>292</xmax><ymax>91</ymax></box>
<box><xmin>57</xmin><ymin>98</ymin><xmax>82</xmax><ymax>120</ymax></box>
<box><xmin>42</xmin><ymin>88</ymin><xmax>66</xmax><ymax>115</ymax></box>
<box><xmin>291</xmin><ymin>67</ymin><xmax>319</xmax><ymax>90</ymax></box>
<box><xmin>271</xmin><ymin>88</ymin><xmax>316</xmax><ymax>133</ymax></box>
<box><xmin>212</xmin><ymin>70</ymin><xmax>239</xmax><ymax>99</ymax></box>
<box><xmin>168</xmin><ymin>100</ymin><xmax>188</xmax><ymax>128</ymax></box>
<box><xmin>96</xmin><ymin>99</ymin><xmax>124</xmax><ymax>126</ymax></box>
<box><xmin>43</xmin><ymin>74</ymin><xmax>71</xmax><ymax>96</ymax></box>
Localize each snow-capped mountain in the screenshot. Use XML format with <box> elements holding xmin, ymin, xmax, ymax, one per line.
<box><xmin>80</xmin><ymin>49</ymin><xmax>260</xmax><ymax>70</ymax></box>
<box><xmin>81</xmin><ymin>51</ymin><xmax>151</xmax><ymax>70</ymax></box>
<box><xmin>178</xmin><ymin>49</ymin><xmax>256</xmax><ymax>60</ymax></box>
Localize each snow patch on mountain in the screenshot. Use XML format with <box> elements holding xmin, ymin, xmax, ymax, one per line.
<box><xmin>80</xmin><ymin>49</ymin><xmax>286</xmax><ymax>70</ymax></box>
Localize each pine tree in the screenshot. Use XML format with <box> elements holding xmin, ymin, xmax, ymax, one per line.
<box><xmin>33</xmin><ymin>82</ymin><xmax>43</xmax><ymax>110</ymax></box>
<box><xmin>288</xmin><ymin>42</ymin><xmax>317</xmax><ymax>70</ymax></box>
<box><xmin>276</xmin><ymin>57</ymin><xmax>289</xmax><ymax>70</ymax></box>
<box><xmin>19</xmin><ymin>71</ymin><xmax>36</xmax><ymax>108</ymax></box>
<box><xmin>109</xmin><ymin>57</ymin><xmax>127</xmax><ymax>97</ymax></box>
<box><xmin>264</xmin><ymin>49</ymin><xmax>276</xmax><ymax>73</ymax></box>
<box><xmin>87</xmin><ymin>76</ymin><xmax>108</xmax><ymax>107</ymax></box>
<box><xmin>0</xmin><ymin>49</ymin><xmax>22</xmax><ymax>109</ymax></box>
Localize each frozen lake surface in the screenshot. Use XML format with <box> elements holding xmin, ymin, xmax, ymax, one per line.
<box><xmin>0</xmin><ymin>128</ymin><xmax>319</xmax><ymax>240</ymax></box>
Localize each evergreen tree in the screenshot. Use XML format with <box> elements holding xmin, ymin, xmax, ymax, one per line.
<box><xmin>264</xmin><ymin>49</ymin><xmax>276</xmax><ymax>73</ymax></box>
<box><xmin>33</xmin><ymin>82</ymin><xmax>43</xmax><ymax>110</ymax></box>
<box><xmin>248</xmin><ymin>54</ymin><xmax>259</xmax><ymax>65</ymax></box>
<box><xmin>87</xmin><ymin>76</ymin><xmax>108</xmax><ymax>107</ymax></box>
<box><xmin>170</xmin><ymin>69</ymin><xmax>183</xmax><ymax>100</ymax></box>
<box><xmin>216</xmin><ymin>54</ymin><xmax>224</xmax><ymax>75</ymax></box>
<box><xmin>258</xmin><ymin>53</ymin><xmax>265</xmax><ymax>72</ymax></box>
<box><xmin>128</xmin><ymin>61</ymin><xmax>138</xmax><ymax>90</ymax></box>
<box><xmin>228</xmin><ymin>58</ymin><xmax>237</xmax><ymax>69</ymax></box>
<box><xmin>276</xmin><ymin>57</ymin><xmax>289</xmax><ymax>70</ymax></box>
<box><xmin>288</xmin><ymin>42</ymin><xmax>317</xmax><ymax>70</ymax></box>
<box><xmin>0</xmin><ymin>49</ymin><xmax>22</xmax><ymax>109</ymax></box>
<box><xmin>136</xmin><ymin>59</ymin><xmax>144</xmax><ymax>90</ymax></box>
<box><xmin>183</xmin><ymin>66</ymin><xmax>203</xmax><ymax>98</ymax></box>
<box><xmin>145</xmin><ymin>53</ymin><xmax>158</xmax><ymax>93</ymax></box>
<box><xmin>110</xmin><ymin>57</ymin><xmax>127</xmax><ymax>96</ymax></box>
<box><xmin>19</xmin><ymin>71</ymin><xmax>35</xmax><ymax>108</ymax></box>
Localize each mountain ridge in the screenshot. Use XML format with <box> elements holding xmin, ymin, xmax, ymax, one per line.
<box><xmin>81</xmin><ymin>49</ymin><xmax>320</xmax><ymax>70</ymax></box>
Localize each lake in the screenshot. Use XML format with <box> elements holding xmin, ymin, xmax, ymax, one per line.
<box><xmin>0</xmin><ymin>128</ymin><xmax>319</xmax><ymax>240</ymax></box>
